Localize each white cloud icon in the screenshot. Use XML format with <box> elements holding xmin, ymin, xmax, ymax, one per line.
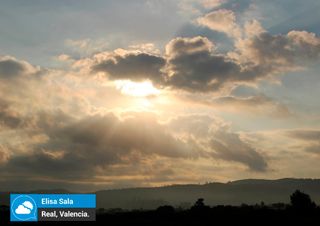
<box><xmin>15</xmin><ymin>205</ymin><xmax>31</xmax><ymax>214</ymax></box>
<box><xmin>22</xmin><ymin>201</ymin><xmax>33</xmax><ymax>210</ymax></box>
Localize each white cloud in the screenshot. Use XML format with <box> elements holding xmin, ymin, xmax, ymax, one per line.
<box><xmin>56</xmin><ymin>54</ymin><xmax>73</xmax><ymax>62</ymax></box>
<box><xmin>22</xmin><ymin>201</ymin><xmax>34</xmax><ymax>210</ymax></box>
<box><xmin>15</xmin><ymin>204</ymin><xmax>31</xmax><ymax>215</ymax></box>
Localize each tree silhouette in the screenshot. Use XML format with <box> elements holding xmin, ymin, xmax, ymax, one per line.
<box><xmin>191</xmin><ymin>198</ymin><xmax>210</xmax><ymax>213</ymax></box>
<box><xmin>290</xmin><ymin>190</ymin><xmax>316</xmax><ymax>210</ymax></box>
<box><xmin>194</xmin><ymin>198</ymin><xmax>205</xmax><ymax>208</ymax></box>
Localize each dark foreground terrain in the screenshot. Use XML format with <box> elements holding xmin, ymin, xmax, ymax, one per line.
<box><xmin>1</xmin><ymin>190</ymin><xmax>320</xmax><ymax>225</ymax></box>
<box><xmin>1</xmin><ymin>205</ymin><xmax>320</xmax><ymax>225</ymax></box>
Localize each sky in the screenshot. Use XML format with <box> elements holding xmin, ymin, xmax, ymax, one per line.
<box><xmin>0</xmin><ymin>0</ymin><xmax>320</xmax><ymax>192</ymax></box>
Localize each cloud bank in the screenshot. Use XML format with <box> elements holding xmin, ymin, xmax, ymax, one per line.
<box><xmin>0</xmin><ymin>3</ymin><xmax>319</xmax><ymax>191</ymax></box>
<box><xmin>89</xmin><ymin>15</ymin><xmax>320</xmax><ymax>94</ymax></box>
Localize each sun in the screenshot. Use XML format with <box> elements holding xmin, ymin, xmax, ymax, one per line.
<box><xmin>115</xmin><ymin>80</ymin><xmax>161</xmax><ymax>97</ymax></box>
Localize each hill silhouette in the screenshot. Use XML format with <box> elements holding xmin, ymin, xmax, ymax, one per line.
<box><xmin>1</xmin><ymin>178</ymin><xmax>320</xmax><ymax>210</ymax></box>
<box><xmin>94</xmin><ymin>178</ymin><xmax>320</xmax><ymax>209</ymax></box>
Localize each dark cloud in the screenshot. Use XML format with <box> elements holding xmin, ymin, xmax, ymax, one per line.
<box><xmin>45</xmin><ymin>112</ymin><xmax>196</xmax><ymax>157</ymax></box>
<box><xmin>163</xmin><ymin>36</ymin><xmax>244</xmax><ymax>92</ymax></box>
<box><xmin>212</xmin><ymin>95</ymin><xmax>292</xmax><ymax>118</ymax></box>
<box><xmin>165</xmin><ymin>36</ymin><xmax>214</xmax><ymax>56</ymax></box>
<box><xmin>2</xmin><ymin>112</ymin><xmax>197</xmax><ymax>180</ymax></box>
<box><xmin>169</xmin><ymin>114</ymin><xmax>268</xmax><ymax>171</ymax></box>
<box><xmin>165</xmin><ymin>30</ymin><xmax>320</xmax><ymax>92</ymax></box>
<box><xmin>0</xmin><ymin>56</ymin><xmax>40</xmax><ymax>79</ymax></box>
<box><xmin>0</xmin><ymin>110</ymin><xmax>269</xmax><ymax>191</ymax></box>
<box><xmin>210</xmin><ymin>131</ymin><xmax>268</xmax><ymax>172</ymax></box>
<box><xmin>286</xmin><ymin>129</ymin><xmax>320</xmax><ymax>141</ymax></box>
<box><xmin>252</xmin><ymin>31</ymin><xmax>320</xmax><ymax>61</ymax></box>
<box><xmin>285</xmin><ymin>129</ymin><xmax>320</xmax><ymax>154</ymax></box>
<box><xmin>5</xmin><ymin>150</ymin><xmax>93</xmax><ymax>179</ymax></box>
<box><xmin>304</xmin><ymin>145</ymin><xmax>320</xmax><ymax>154</ymax></box>
<box><xmin>89</xmin><ymin>36</ymin><xmax>251</xmax><ymax>93</ymax></box>
<box><xmin>91</xmin><ymin>52</ymin><xmax>166</xmax><ymax>83</ymax></box>
<box><xmin>87</xmin><ymin>27</ymin><xmax>320</xmax><ymax>93</ymax></box>
<box><xmin>90</xmin><ymin>38</ymin><xmax>254</xmax><ymax>93</ymax></box>
<box><xmin>233</xmin><ymin>30</ymin><xmax>320</xmax><ymax>68</ymax></box>
<box><xmin>0</xmin><ymin>58</ymin><xmax>26</xmax><ymax>78</ymax></box>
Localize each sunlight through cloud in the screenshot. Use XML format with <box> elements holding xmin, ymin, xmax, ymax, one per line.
<box><xmin>114</xmin><ymin>80</ymin><xmax>161</xmax><ymax>97</ymax></box>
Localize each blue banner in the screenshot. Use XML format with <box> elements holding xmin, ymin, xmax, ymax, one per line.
<box><xmin>10</xmin><ymin>194</ymin><xmax>96</xmax><ymax>222</ymax></box>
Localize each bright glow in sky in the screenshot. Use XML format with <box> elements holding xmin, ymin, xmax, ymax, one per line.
<box><xmin>115</xmin><ymin>80</ymin><xmax>161</xmax><ymax>97</ymax></box>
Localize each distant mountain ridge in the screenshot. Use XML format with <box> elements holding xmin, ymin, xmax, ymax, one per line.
<box><xmin>228</xmin><ymin>178</ymin><xmax>320</xmax><ymax>185</ymax></box>
<box><xmin>1</xmin><ymin>178</ymin><xmax>320</xmax><ymax>210</ymax></box>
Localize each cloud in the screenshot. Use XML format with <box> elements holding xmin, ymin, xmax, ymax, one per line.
<box><xmin>286</xmin><ymin>129</ymin><xmax>320</xmax><ymax>141</ymax></box>
<box><xmin>196</xmin><ymin>8</ymin><xmax>320</xmax><ymax>75</ymax></box>
<box><xmin>304</xmin><ymin>145</ymin><xmax>320</xmax><ymax>154</ymax></box>
<box><xmin>0</xmin><ymin>56</ymin><xmax>40</xmax><ymax>79</ymax></box>
<box><xmin>57</xmin><ymin>54</ymin><xmax>73</xmax><ymax>62</ymax></box>
<box><xmin>210</xmin><ymin>130</ymin><xmax>268</xmax><ymax>172</ymax></box>
<box><xmin>91</xmin><ymin>52</ymin><xmax>166</xmax><ymax>83</ymax></box>
<box><xmin>244</xmin><ymin>20</ymin><xmax>265</xmax><ymax>38</ymax></box>
<box><xmin>22</xmin><ymin>201</ymin><xmax>34</xmax><ymax>210</ymax></box>
<box><xmin>196</xmin><ymin>9</ymin><xmax>320</xmax><ymax>70</ymax></box>
<box><xmin>165</xmin><ymin>36</ymin><xmax>214</xmax><ymax>57</ymax></box>
<box><xmin>82</xmin><ymin>16</ymin><xmax>320</xmax><ymax>94</ymax></box>
<box><xmin>162</xmin><ymin>36</ymin><xmax>282</xmax><ymax>93</ymax></box>
<box><xmin>15</xmin><ymin>205</ymin><xmax>31</xmax><ymax>215</ymax></box>
<box><xmin>169</xmin><ymin>114</ymin><xmax>224</xmax><ymax>138</ymax></box>
<box><xmin>3</xmin><ymin>112</ymin><xmax>198</xmax><ymax>179</ymax></box>
<box><xmin>169</xmin><ymin>114</ymin><xmax>268</xmax><ymax>171</ymax></box>
<box><xmin>0</xmin><ymin>110</ymin><xmax>268</xmax><ymax>189</ymax></box>
<box><xmin>232</xmin><ymin>30</ymin><xmax>320</xmax><ymax>70</ymax></box>
<box><xmin>0</xmin><ymin>58</ymin><xmax>26</xmax><ymax>78</ymax></box>
<box><xmin>128</xmin><ymin>43</ymin><xmax>161</xmax><ymax>55</ymax></box>
<box><xmin>0</xmin><ymin>149</ymin><xmax>9</xmax><ymax>164</ymax></box>
<box><xmin>211</xmin><ymin>95</ymin><xmax>292</xmax><ymax>118</ymax></box>
<box><xmin>87</xmin><ymin>36</ymin><xmax>250</xmax><ymax>93</ymax></box>
<box><xmin>163</xmin><ymin>36</ymin><xmax>243</xmax><ymax>92</ymax></box>
<box><xmin>1</xmin><ymin>4</ymin><xmax>319</xmax><ymax>190</ymax></box>
<box><xmin>176</xmin><ymin>91</ymin><xmax>294</xmax><ymax>119</ymax></box>
<box><xmin>285</xmin><ymin>129</ymin><xmax>320</xmax><ymax>154</ymax></box>
<box><xmin>44</xmin><ymin>112</ymin><xmax>196</xmax><ymax>159</ymax></box>
<box><xmin>197</xmin><ymin>9</ymin><xmax>242</xmax><ymax>38</ymax></box>
<box><xmin>0</xmin><ymin>98</ymin><xmax>23</xmax><ymax>129</ymax></box>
